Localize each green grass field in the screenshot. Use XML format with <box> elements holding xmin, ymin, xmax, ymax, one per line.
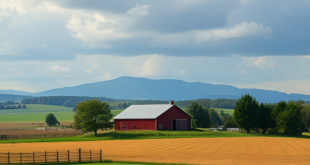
<box><xmin>1</xmin><ymin>129</ymin><xmax>310</xmax><ymax>144</ymax></box>
<box><xmin>213</xmin><ymin>108</ymin><xmax>234</xmax><ymax>115</ymax></box>
<box><xmin>0</xmin><ymin>104</ymin><xmax>123</xmax><ymax>122</ymax></box>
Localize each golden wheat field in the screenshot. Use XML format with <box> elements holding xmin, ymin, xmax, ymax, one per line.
<box><xmin>1</xmin><ymin>137</ymin><xmax>310</xmax><ymax>164</ymax></box>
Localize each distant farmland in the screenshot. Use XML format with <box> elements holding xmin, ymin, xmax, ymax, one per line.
<box><xmin>0</xmin><ymin>104</ymin><xmax>123</xmax><ymax>122</ymax></box>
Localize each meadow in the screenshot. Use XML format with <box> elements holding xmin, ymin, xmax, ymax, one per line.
<box><xmin>0</xmin><ymin>104</ymin><xmax>123</xmax><ymax>122</ymax></box>
<box><xmin>213</xmin><ymin>108</ymin><xmax>234</xmax><ymax>115</ymax></box>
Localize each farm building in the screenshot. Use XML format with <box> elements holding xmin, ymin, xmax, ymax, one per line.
<box><xmin>114</xmin><ymin>101</ymin><xmax>191</xmax><ymax>131</ymax></box>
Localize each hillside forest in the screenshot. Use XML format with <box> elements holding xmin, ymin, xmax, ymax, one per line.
<box><xmin>20</xmin><ymin>96</ymin><xmax>236</xmax><ymax>109</ymax></box>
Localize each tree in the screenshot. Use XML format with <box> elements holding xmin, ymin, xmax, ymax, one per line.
<box><xmin>22</xmin><ymin>104</ymin><xmax>27</xmax><ymax>109</ymax></box>
<box><xmin>186</xmin><ymin>101</ymin><xmax>212</xmax><ymax>128</ymax></box>
<box><xmin>257</xmin><ymin>103</ymin><xmax>275</xmax><ymax>134</ymax></box>
<box><xmin>18</xmin><ymin>105</ymin><xmax>22</xmax><ymax>109</ymax></box>
<box><xmin>45</xmin><ymin>113</ymin><xmax>60</xmax><ymax>126</ymax></box>
<box><xmin>74</xmin><ymin>99</ymin><xmax>113</xmax><ymax>136</ymax></box>
<box><xmin>301</xmin><ymin>105</ymin><xmax>310</xmax><ymax>132</ymax></box>
<box><xmin>276</xmin><ymin>101</ymin><xmax>302</xmax><ymax>135</ymax></box>
<box><xmin>209</xmin><ymin>109</ymin><xmax>222</xmax><ymax>127</ymax></box>
<box><xmin>223</xmin><ymin>116</ymin><xmax>238</xmax><ymax>129</ymax></box>
<box><xmin>234</xmin><ymin>94</ymin><xmax>259</xmax><ymax>134</ymax></box>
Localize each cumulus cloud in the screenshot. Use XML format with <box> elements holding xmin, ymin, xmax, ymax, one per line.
<box><xmin>253</xmin><ymin>57</ymin><xmax>275</xmax><ymax>68</ymax></box>
<box><xmin>127</xmin><ymin>4</ymin><xmax>149</xmax><ymax>15</ymax></box>
<box><xmin>49</xmin><ymin>65</ymin><xmax>70</xmax><ymax>72</ymax></box>
<box><xmin>85</xmin><ymin>69</ymin><xmax>92</xmax><ymax>73</ymax></box>
<box><xmin>238</xmin><ymin>69</ymin><xmax>247</xmax><ymax>74</ymax></box>
<box><xmin>138</xmin><ymin>55</ymin><xmax>163</xmax><ymax>76</ymax></box>
<box><xmin>66</xmin><ymin>14</ymin><xmax>129</xmax><ymax>47</ymax></box>
<box><xmin>195</xmin><ymin>22</ymin><xmax>272</xmax><ymax>43</ymax></box>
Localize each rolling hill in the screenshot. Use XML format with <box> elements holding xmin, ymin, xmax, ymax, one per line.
<box><xmin>31</xmin><ymin>76</ymin><xmax>310</xmax><ymax>103</ymax></box>
<box><xmin>1</xmin><ymin>76</ymin><xmax>310</xmax><ymax>103</ymax></box>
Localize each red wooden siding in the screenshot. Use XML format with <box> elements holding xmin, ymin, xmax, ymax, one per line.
<box><xmin>114</xmin><ymin>119</ymin><xmax>156</xmax><ymax>131</ymax></box>
<box><xmin>156</xmin><ymin>106</ymin><xmax>191</xmax><ymax>130</ymax></box>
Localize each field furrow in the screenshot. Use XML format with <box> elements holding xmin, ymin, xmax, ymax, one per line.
<box><xmin>1</xmin><ymin>137</ymin><xmax>310</xmax><ymax>164</ymax></box>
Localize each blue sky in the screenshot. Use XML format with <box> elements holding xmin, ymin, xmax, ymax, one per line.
<box><xmin>0</xmin><ymin>0</ymin><xmax>310</xmax><ymax>94</ymax></box>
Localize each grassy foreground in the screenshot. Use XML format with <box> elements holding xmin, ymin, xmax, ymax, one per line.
<box><xmin>1</xmin><ymin>129</ymin><xmax>310</xmax><ymax>144</ymax></box>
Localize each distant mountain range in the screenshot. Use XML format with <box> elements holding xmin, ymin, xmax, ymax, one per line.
<box><xmin>1</xmin><ymin>76</ymin><xmax>310</xmax><ymax>103</ymax></box>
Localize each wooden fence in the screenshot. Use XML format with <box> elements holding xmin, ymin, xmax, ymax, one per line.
<box><xmin>0</xmin><ymin>149</ymin><xmax>102</xmax><ymax>164</ymax></box>
<box><xmin>0</xmin><ymin>132</ymin><xmax>83</xmax><ymax>140</ymax></box>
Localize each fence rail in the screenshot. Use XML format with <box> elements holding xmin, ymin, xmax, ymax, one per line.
<box><xmin>0</xmin><ymin>132</ymin><xmax>83</xmax><ymax>140</ymax></box>
<box><xmin>0</xmin><ymin>149</ymin><xmax>102</xmax><ymax>164</ymax></box>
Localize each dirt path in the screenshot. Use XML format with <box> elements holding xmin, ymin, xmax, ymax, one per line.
<box><xmin>1</xmin><ymin>137</ymin><xmax>310</xmax><ymax>164</ymax></box>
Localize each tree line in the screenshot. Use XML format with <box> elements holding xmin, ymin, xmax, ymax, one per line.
<box><xmin>0</xmin><ymin>101</ymin><xmax>27</xmax><ymax>110</ymax></box>
<box><xmin>125</xmin><ymin>98</ymin><xmax>236</xmax><ymax>109</ymax></box>
<box><xmin>21</xmin><ymin>96</ymin><xmax>116</xmax><ymax>107</ymax></box>
<box><xmin>234</xmin><ymin>94</ymin><xmax>309</xmax><ymax>135</ymax></box>
<box><xmin>185</xmin><ymin>94</ymin><xmax>310</xmax><ymax>135</ymax></box>
<box><xmin>185</xmin><ymin>101</ymin><xmax>233</xmax><ymax>129</ymax></box>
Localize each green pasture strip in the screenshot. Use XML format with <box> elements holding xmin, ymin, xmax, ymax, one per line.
<box><xmin>212</xmin><ymin>108</ymin><xmax>234</xmax><ymax>115</ymax></box>
<box><xmin>0</xmin><ymin>111</ymin><xmax>75</xmax><ymax>122</ymax></box>
<box><xmin>25</xmin><ymin>104</ymin><xmax>73</xmax><ymax>111</ymax></box>
<box><xmin>1</xmin><ymin>129</ymin><xmax>309</xmax><ymax>144</ymax></box>
<box><xmin>0</xmin><ymin>104</ymin><xmax>123</xmax><ymax>122</ymax></box>
<box><xmin>111</xmin><ymin>109</ymin><xmax>123</xmax><ymax>117</ymax></box>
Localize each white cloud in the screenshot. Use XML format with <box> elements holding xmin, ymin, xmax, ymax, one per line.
<box><xmin>94</xmin><ymin>72</ymin><xmax>111</xmax><ymax>81</ymax></box>
<box><xmin>127</xmin><ymin>4</ymin><xmax>149</xmax><ymax>15</ymax></box>
<box><xmin>195</xmin><ymin>22</ymin><xmax>272</xmax><ymax>42</ymax></box>
<box><xmin>239</xmin><ymin>0</ymin><xmax>255</xmax><ymax>5</ymax></box>
<box><xmin>238</xmin><ymin>69</ymin><xmax>247</xmax><ymax>74</ymax></box>
<box><xmin>66</xmin><ymin>14</ymin><xmax>129</xmax><ymax>47</ymax></box>
<box><xmin>179</xmin><ymin>70</ymin><xmax>188</xmax><ymax>75</ymax></box>
<box><xmin>233</xmin><ymin>79</ymin><xmax>310</xmax><ymax>95</ymax></box>
<box><xmin>138</xmin><ymin>55</ymin><xmax>163</xmax><ymax>76</ymax></box>
<box><xmin>49</xmin><ymin>65</ymin><xmax>70</xmax><ymax>72</ymax></box>
<box><xmin>85</xmin><ymin>69</ymin><xmax>92</xmax><ymax>73</ymax></box>
<box><xmin>253</xmin><ymin>57</ymin><xmax>276</xmax><ymax>68</ymax></box>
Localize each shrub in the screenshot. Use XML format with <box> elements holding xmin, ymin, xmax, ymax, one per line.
<box><xmin>45</xmin><ymin>113</ymin><xmax>60</xmax><ymax>126</ymax></box>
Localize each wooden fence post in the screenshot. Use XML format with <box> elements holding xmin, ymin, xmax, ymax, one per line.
<box><xmin>90</xmin><ymin>150</ymin><xmax>92</xmax><ymax>162</ymax></box>
<box><xmin>20</xmin><ymin>152</ymin><xmax>22</xmax><ymax>164</ymax></box>
<box><xmin>26</xmin><ymin>134</ymin><xmax>27</xmax><ymax>139</ymax></box>
<box><xmin>15</xmin><ymin>135</ymin><xmax>17</xmax><ymax>140</ymax></box>
<box><xmin>79</xmin><ymin>148</ymin><xmax>81</xmax><ymax>163</ymax></box>
<box><xmin>8</xmin><ymin>152</ymin><xmax>10</xmax><ymax>164</ymax></box>
<box><xmin>45</xmin><ymin>150</ymin><xmax>47</xmax><ymax>164</ymax></box>
<box><xmin>33</xmin><ymin>152</ymin><xmax>35</xmax><ymax>165</ymax></box>
<box><xmin>5</xmin><ymin>134</ymin><xmax>7</xmax><ymax>140</ymax></box>
<box><xmin>57</xmin><ymin>150</ymin><xmax>59</xmax><ymax>163</ymax></box>
<box><xmin>100</xmin><ymin>149</ymin><xmax>102</xmax><ymax>162</ymax></box>
<box><xmin>68</xmin><ymin>150</ymin><xmax>70</xmax><ymax>163</ymax></box>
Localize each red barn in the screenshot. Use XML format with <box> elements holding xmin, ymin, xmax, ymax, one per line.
<box><xmin>114</xmin><ymin>101</ymin><xmax>191</xmax><ymax>131</ymax></box>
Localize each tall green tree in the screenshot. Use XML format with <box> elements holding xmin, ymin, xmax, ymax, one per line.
<box><xmin>209</xmin><ymin>109</ymin><xmax>222</xmax><ymax>127</ymax></box>
<box><xmin>301</xmin><ymin>105</ymin><xmax>310</xmax><ymax>132</ymax></box>
<box><xmin>234</xmin><ymin>94</ymin><xmax>259</xmax><ymax>134</ymax></box>
<box><xmin>276</xmin><ymin>101</ymin><xmax>302</xmax><ymax>135</ymax></box>
<box><xmin>186</xmin><ymin>101</ymin><xmax>212</xmax><ymax>128</ymax></box>
<box><xmin>45</xmin><ymin>113</ymin><xmax>60</xmax><ymax>126</ymax></box>
<box><xmin>257</xmin><ymin>103</ymin><xmax>275</xmax><ymax>134</ymax></box>
<box><xmin>223</xmin><ymin>115</ymin><xmax>238</xmax><ymax>129</ymax></box>
<box><xmin>74</xmin><ymin>99</ymin><xmax>113</xmax><ymax>136</ymax></box>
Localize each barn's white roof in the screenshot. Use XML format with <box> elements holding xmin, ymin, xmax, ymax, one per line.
<box><xmin>114</xmin><ymin>104</ymin><xmax>174</xmax><ymax>119</ymax></box>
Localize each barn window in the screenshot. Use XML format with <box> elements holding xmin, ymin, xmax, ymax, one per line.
<box><xmin>132</xmin><ymin>125</ymin><xmax>135</xmax><ymax>129</ymax></box>
<box><xmin>159</xmin><ymin>124</ymin><xmax>162</xmax><ymax>129</ymax></box>
<box><xmin>122</xmin><ymin>125</ymin><xmax>126</xmax><ymax>130</ymax></box>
